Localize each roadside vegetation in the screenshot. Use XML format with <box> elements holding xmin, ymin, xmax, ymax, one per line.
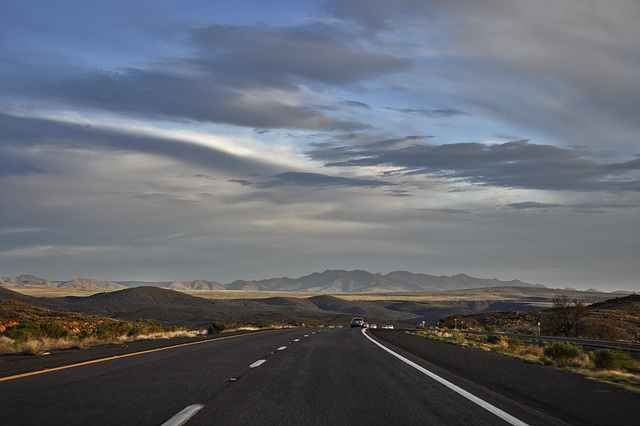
<box><xmin>412</xmin><ymin>328</ymin><xmax>640</xmax><ymax>392</ymax></box>
<box><xmin>1</xmin><ymin>319</ymin><xmax>299</xmax><ymax>355</ymax></box>
<box><xmin>0</xmin><ymin>300</ymin><xmax>325</xmax><ymax>355</ymax></box>
<box><xmin>0</xmin><ymin>300</ymin><xmax>213</xmax><ymax>355</ymax></box>
<box><xmin>0</xmin><ymin>316</ymin><xmax>203</xmax><ymax>355</ymax></box>
<box><xmin>420</xmin><ymin>295</ymin><xmax>640</xmax><ymax>391</ymax></box>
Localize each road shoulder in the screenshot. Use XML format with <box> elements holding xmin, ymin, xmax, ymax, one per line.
<box><xmin>369</xmin><ymin>329</ymin><xmax>640</xmax><ymax>426</ymax></box>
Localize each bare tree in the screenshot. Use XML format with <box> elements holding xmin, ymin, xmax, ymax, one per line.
<box><xmin>548</xmin><ymin>296</ymin><xmax>588</xmax><ymax>337</ymax></box>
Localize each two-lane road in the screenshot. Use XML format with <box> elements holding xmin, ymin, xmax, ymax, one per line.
<box><xmin>1</xmin><ymin>328</ymin><xmax>636</xmax><ymax>425</ymax></box>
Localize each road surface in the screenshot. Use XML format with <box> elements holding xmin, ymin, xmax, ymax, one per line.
<box><xmin>1</xmin><ymin>328</ymin><xmax>638</xmax><ymax>425</ymax></box>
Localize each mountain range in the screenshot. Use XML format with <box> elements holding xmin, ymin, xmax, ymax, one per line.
<box><xmin>0</xmin><ymin>275</ymin><xmax>126</xmax><ymax>290</ymax></box>
<box><xmin>0</xmin><ymin>270</ymin><xmax>544</xmax><ymax>293</ymax></box>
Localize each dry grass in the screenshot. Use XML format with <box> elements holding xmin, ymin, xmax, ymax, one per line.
<box><xmin>0</xmin><ymin>329</ymin><xmax>208</xmax><ymax>355</ymax></box>
<box><xmin>0</xmin><ymin>325</ymin><xmax>277</xmax><ymax>355</ymax></box>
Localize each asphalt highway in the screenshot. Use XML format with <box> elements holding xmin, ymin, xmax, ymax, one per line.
<box><xmin>1</xmin><ymin>328</ymin><xmax>638</xmax><ymax>425</ymax></box>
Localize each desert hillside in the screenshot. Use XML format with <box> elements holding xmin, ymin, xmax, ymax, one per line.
<box><xmin>451</xmin><ymin>294</ymin><xmax>640</xmax><ymax>341</ymax></box>
<box><xmin>0</xmin><ymin>285</ymin><xmax>625</xmax><ymax>331</ymax></box>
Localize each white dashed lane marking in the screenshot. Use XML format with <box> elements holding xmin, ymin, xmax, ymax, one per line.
<box><xmin>166</xmin><ymin>329</ymin><xmax>326</xmax><ymax>425</ymax></box>
<box><xmin>250</xmin><ymin>359</ymin><xmax>266</xmax><ymax>368</ymax></box>
<box><xmin>162</xmin><ymin>404</ymin><xmax>204</xmax><ymax>426</ymax></box>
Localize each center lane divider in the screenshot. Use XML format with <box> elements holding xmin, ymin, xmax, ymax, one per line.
<box><xmin>247</xmin><ymin>329</ymin><xmax>321</xmax><ymax>370</ymax></box>
<box><xmin>163</xmin><ymin>328</ymin><xmax>327</xmax><ymax>423</ymax></box>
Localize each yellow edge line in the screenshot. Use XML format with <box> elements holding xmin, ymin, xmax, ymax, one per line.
<box><xmin>0</xmin><ymin>329</ymin><xmax>275</xmax><ymax>383</ymax></box>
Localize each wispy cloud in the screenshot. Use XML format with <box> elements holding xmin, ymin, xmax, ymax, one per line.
<box><xmin>313</xmin><ymin>139</ymin><xmax>640</xmax><ymax>192</ymax></box>
<box><xmin>1</xmin><ymin>1</ymin><xmax>639</xmax><ymax>290</ymax></box>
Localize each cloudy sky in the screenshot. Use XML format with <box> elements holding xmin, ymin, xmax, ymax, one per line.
<box><xmin>1</xmin><ymin>1</ymin><xmax>639</xmax><ymax>291</ymax></box>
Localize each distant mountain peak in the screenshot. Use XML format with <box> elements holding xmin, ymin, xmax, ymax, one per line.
<box><xmin>221</xmin><ymin>269</ymin><xmax>544</xmax><ymax>293</ymax></box>
<box><xmin>2</xmin><ymin>270</ymin><xmax>548</xmax><ymax>293</ymax></box>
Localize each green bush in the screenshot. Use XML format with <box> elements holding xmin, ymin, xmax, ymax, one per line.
<box><xmin>507</xmin><ymin>338</ymin><xmax>522</xmax><ymax>347</ymax></box>
<box><xmin>486</xmin><ymin>334</ymin><xmax>503</xmax><ymax>344</ymax></box>
<box><xmin>589</xmin><ymin>348</ymin><xmax>640</xmax><ymax>373</ymax></box>
<box><xmin>93</xmin><ymin>321</ymin><xmax>133</xmax><ymax>338</ymax></box>
<box><xmin>540</xmin><ymin>356</ymin><xmax>555</xmax><ymax>365</ymax></box>
<box><xmin>207</xmin><ymin>321</ymin><xmax>226</xmax><ymax>334</ymax></box>
<box><xmin>129</xmin><ymin>319</ymin><xmax>165</xmax><ymax>336</ymax></box>
<box><xmin>3</xmin><ymin>322</ymin><xmax>70</xmax><ymax>342</ymax></box>
<box><xmin>544</xmin><ymin>341</ymin><xmax>582</xmax><ymax>360</ymax></box>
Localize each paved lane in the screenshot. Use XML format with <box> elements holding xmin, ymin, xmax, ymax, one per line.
<box><xmin>0</xmin><ymin>328</ymin><xmax>577</xmax><ymax>425</ymax></box>
<box><xmin>0</xmin><ymin>329</ymin><xmax>302</xmax><ymax>425</ymax></box>
<box><xmin>187</xmin><ymin>328</ymin><xmax>539</xmax><ymax>425</ymax></box>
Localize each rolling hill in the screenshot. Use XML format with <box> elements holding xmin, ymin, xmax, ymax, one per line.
<box><xmin>0</xmin><ymin>284</ymin><xmax>623</xmax><ymax>330</ymax></box>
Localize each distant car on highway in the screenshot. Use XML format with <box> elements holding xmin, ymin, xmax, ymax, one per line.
<box><xmin>387</xmin><ymin>324</ymin><xmax>394</xmax><ymax>329</ymax></box>
<box><xmin>363</xmin><ymin>322</ymin><xmax>369</xmax><ymax>328</ymax></box>
<box><xmin>350</xmin><ymin>317</ymin><xmax>365</xmax><ymax>328</ymax></box>
<box><xmin>369</xmin><ymin>324</ymin><xmax>377</xmax><ymax>329</ymax></box>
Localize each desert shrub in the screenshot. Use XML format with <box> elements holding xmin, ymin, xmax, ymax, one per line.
<box><xmin>507</xmin><ymin>337</ymin><xmax>522</xmax><ymax>347</ymax></box>
<box><xmin>208</xmin><ymin>321</ymin><xmax>226</xmax><ymax>334</ymax></box>
<box><xmin>42</xmin><ymin>322</ymin><xmax>70</xmax><ymax>339</ymax></box>
<box><xmin>544</xmin><ymin>341</ymin><xmax>582</xmax><ymax>360</ymax></box>
<box><xmin>3</xmin><ymin>321</ymin><xmax>70</xmax><ymax>342</ymax></box>
<box><xmin>454</xmin><ymin>334</ymin><xmax>466</xmax><ymax>345</ymax></box>
<box><xmin>130</xmin><ymin>319</ymin><xmax>165</xmax><ymax>336</ymax></box>
<box><xmin>589</xmin><ymin>348</ymin><xmax>640</xmax><ymax>373</ymax></box>
<box><xmin>486</xmin><ymin>334</ymin><xmax>503</xmax><ymax>344</ymax></box>
<box><xmin>418</xmin><ymin>331</ymin><xmax>443</xmax><ymax>341</ymax></box>
<box><xmin>465</xmin><ymin>318</ymin><xmax>479</xmax><ymax>329</ymax></box>
<box><xmin>581</xmin><ymin>319</ymin><xmax>630</xmax><ymax>341</ymax></box>
<box><xmin>540</xmin><ymin>356</ymin><xmax>555</xmax><ymax>365</ymax></box>
<box><xmin>438</xmin><ymin>319</ymin><xmax>458</xmax><ymax>329</ymax></box>
<box><xmin>93</xmin><ymin>320</ymin><xmax>133</xmax><ymax>338</ymax></box>
<box><xmin>510</xmin><ymin>323</ymin><xmax>538</xmax><ymax>335</ymax></box>
<box><xmin>21</xmin><ymin>340</ymin><xmax>46</xmax><ymax>355</ymax></box>
<box><xmin>0</xmin><ymin>336</ymin><xmax>17</xmax><ymax>354</ymax></box>
<box><xmin>520</xmin><ymin>344</ymin><xmax>544</xmax><ymax>358</ymax></box>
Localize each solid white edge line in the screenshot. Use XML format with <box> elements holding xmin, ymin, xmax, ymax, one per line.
<box><xmin>250</xmin><ymin>359</ymin><xmax>267</xmax><ymax>368</ymax></box>
<box><xmin>361</xmin><ymin>329</ymin><xmax>529</xmax><ymax>426</ymax></box>
<box><xmin>161</xmin><ymin>404</ymin><xmax>204</xmax><ymax>426</ymax></box>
